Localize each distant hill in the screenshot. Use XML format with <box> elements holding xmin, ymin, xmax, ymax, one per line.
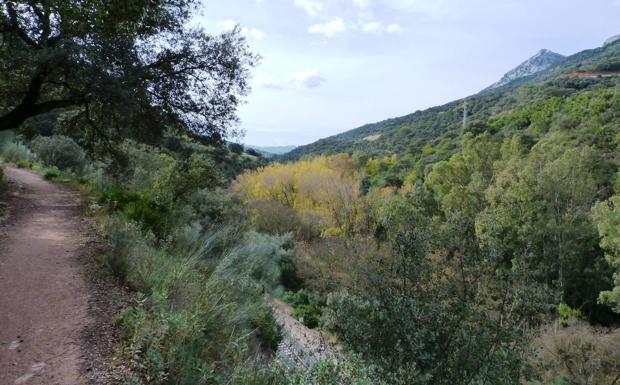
<box><xmin>246</xmin><ymin>144</ymin><xmax>297</xmax><ymax>155</ymax></box>
<box><xmin>283</xmin><ymin>36</ymin><xmax>620</xmax><ymax>161</ymax></box>
<box><xmin>486</xmin><ymin>49</ymin><xmax>566</xmax><ymax>90</ymax></box>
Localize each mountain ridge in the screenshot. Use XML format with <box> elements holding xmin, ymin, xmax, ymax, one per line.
<box><xmin>486</xmin><ymin>49</ymin><xmax>566</xmax><ymax>90</ymax></box>
<box><xmin>283</xmin><ymin>37</ymin><xmax>620</xmax><ymax>162</ymax></box>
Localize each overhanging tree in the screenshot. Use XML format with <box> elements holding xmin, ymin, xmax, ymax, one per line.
<box><xmin>0</xmin><ymin>0</ymin><xmax>256</xmax><ymax>144</ymax></box>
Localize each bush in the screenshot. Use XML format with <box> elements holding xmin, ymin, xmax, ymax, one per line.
<box><xmin>104</xmin><ymin>218</ymin><xmax>286</xmax><ymax>384</ymax></box>
<box><xmin>16</xmin><ymin>160</ymin><xmax>33</xmax><ymax>169</ymax></box>
<box><xmin>283</xmin><ymin>289</ymin><xmax>323</xmax><ymax>328</ymax></box>
<box><xmin>228</xmin><ymin>142</ymin><xmax>244</xmax><ymax>154</ymax></box>
<box><xmin>30</xmin><ymin>135</ymin><xmax>87</xmax><ymax>173</ymax></box>
<box><xmin>188</xmin><ymin>187</ymin><xmax>243</xmax><ymax>227</ymax></box>
<box><xmin>0</xmin><ymin>138</ymin><xmax>32</xmax><ymax>163</ymax></box>
<box><xmin>97</xmin><ymin>187</ymin><xmax>169</xmax><ymax>237</ymax></box>
<box><xmin>153</xmin><ymin>153</ymin><xmax>223</xmax><ymax>202</ymax></box>
<box><xmin>252</xmin><ymin>305</ymin><xmax>282</xmax><ymax>351</ymax></box>
<box><xmin>215</xmin><ymin>232</ymin><xmax>295</xmax><ymax>292</ymax></box>
<box><xmin>43</xmin><ymin>168</ymin><xmax>60</xmax><ymax>180</ymax></box>
<box><xmin>531</xmin><ymin>323</ymin><xmax>620</xmax><ymax>385</ymax></box>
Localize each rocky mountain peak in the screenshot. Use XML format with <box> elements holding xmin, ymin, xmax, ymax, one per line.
<box><xmin>487</xmin><ymin>49</ymin><xmax>566</xmax><ymax>90</ymax></box>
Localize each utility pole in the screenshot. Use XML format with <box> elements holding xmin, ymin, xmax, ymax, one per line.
<box><xmin>462</xmin><ymin>99</ymin><xmax>468</xmax><ymax>133</ymax></box>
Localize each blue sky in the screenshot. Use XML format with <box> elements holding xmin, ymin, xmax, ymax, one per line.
<box><xmin>194</xmin><ymin>0</ymin><xmax>620</xmax><ymax>146</ymax></box>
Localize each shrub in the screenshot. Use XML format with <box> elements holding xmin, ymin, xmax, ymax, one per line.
<box><xmin>531</xmin><ymin>323</ymin><xmax>620</xmax><ymax>385</ymax></box>
<box><xmin>153</xmin><ymin>153</ymin><xmax>223</xmax><ymax>202</ymax></box>
<box><xmin>557</xmin><ymin>303</ymin><xmax>585</xmax><ymax>326</ymax></box>
<box><xmin>105</xmin><ymin>218</ymin><xmax>285</xmax><ymax>384</ymax></box>
<box><xmin>246</xmin><ymin>148</ymin><xmax>262</xmax><ymax>157</ymax></box>
<box><xmin>16</xmin><ymin>160</ymin><xmax>33</xmax><ymax>169</ymax></box>
<box><xmin>30</xmin><ymin>135</ymin><xmax>87</xmax><ymax>173</ymax></box>
<box><xmin>283</xmin><ymin>289</ymin><xmax>323</xmax><ymax>328</ymax></box>
<box><xmin>252</xmin><ymin>305</ymin><xmax>282</xmax><ymax>351</ymax></box>
<box><xmin>0</xmin><ymin>135</ymin><xmax>32</xmax><ymax>163</ymax></box>
<box><xmin>43</xmin><ymin>168</ymin><xmax>60</xmax><ymax>180</ymax></box>
<box><xmin>188</xmin><ymin>187</ymin><xmax>243</xmax><ymax>227</ymax></box>
<box><xmin>228</xmin><ymin>142</ymin><xmax>244</xmax><ymax>154</ymax></box>
<box><xmin>97</xmin><ymin>187</ymin><xmax>169</xmax><ymax>237</ymax></box>
<box><xmin>215</xmin><ymin>232</ymin><xmax>295</xmax><ymax>292</ymax></box>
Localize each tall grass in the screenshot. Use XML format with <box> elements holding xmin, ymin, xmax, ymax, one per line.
<box><xmin>101</xmin><ymin>216</ymin><xmax>289</xmax><ymax>384</ymax></box>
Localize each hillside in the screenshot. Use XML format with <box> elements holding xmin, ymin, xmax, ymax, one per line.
<box><xmin>246</xmin><ymin>144</ymin><xmax>297</xmax><ymax>155</ymax></box>
<box><xmin>283</xmin><ymin>37</ymin><xmax>620</xmax><ymax>161</ymax></box>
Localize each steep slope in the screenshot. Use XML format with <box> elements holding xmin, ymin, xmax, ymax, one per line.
<box><xmin>284</xmin><ymin>38</ymin><xmax>620</xmax><ymax>162</ymax></box>
<box><xmin>487</xmin><ymin>49</ymin><xmax>565</xmax><ymax>90</ymax></box>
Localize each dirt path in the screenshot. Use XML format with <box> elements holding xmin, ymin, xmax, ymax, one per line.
<box><xmin>0</xmin><ymin>166</ymin><xmax>91</xmax><ymax>385</ymax></box>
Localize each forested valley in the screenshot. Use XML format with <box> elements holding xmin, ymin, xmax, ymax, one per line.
<box><xmin>1</xmin><ymin>1</ymin><xmax>619</xmax><ymax>385</ymax></box>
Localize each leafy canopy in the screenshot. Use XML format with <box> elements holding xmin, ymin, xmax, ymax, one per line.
<box><xmin>0</xmin><ymin>0</ymin><xmax>256</xmax><ymax>145</ymax></box>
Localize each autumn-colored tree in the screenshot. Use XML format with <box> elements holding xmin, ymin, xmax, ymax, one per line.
<box><xmin>235</xmin><ymin>154</ymin><xmax>364</xmax><ymax>238</ymax></box>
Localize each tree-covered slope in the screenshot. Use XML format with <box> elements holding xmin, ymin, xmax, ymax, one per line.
<box><xmin>283</xmin><ymin>38</ymin><xmax>620</xmax><ymax>162</ymax></box>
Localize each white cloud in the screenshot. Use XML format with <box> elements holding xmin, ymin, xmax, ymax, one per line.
<box><xmin>294</xmin><ymin>0</ymin><xmax>323</xmax><ymax>17</ymax></box>
<box><xmin>218</xmin><ymin>19</ymin><xmax>238</xmax><ymax>31</ymax></box>
<box><xmin>353</xmin><ymin>0</ymin><xmax>372</xmax><ymax>8</ymax></box>
<box><xmin>285</xmin><ymin>69</ymin><xmax>326</xmax><ymax>88</ymax></box>
<box><xmin>244</xmin><ymin>27</ymin><xmax>266</xmax><ymax>40</ymax></box>
<box><xmin>308</xmin><ymin>18</ymin><xmax>347</xmax><ymax>38</ymax></box>
<box><xmin>218</xmin><ymin>20</ymin><xmax>265</xmax><ymax>40</ymax></box>
<box><xmin>381</xmin><ymin>0</ymin><xmax>462</xmax><ymax>18</ymax></box>
<box><xmin>254</xmin><ymin>70</ymin><xmax>326</xmax><ymax>90</ymax></box>
<box><xmin>386</xmin><ymin>23</ymin><xmax>405</xmax><ymax>33</ymax></box>
<box><xmin>311</xmin><ymin>40</ymin><xmax>329</xmax><ymax>46</ymax></box>
<box><xmin>254</xmin><ymin>75</ymin><xmax>282</xmax><ymax>90</ymax></box>
<box><xmin>361</xmin><ymin>21</ymin><xmax>382</xmax><ymax>34</ymax></box>
<box><xmin>359</xmin><ymin>21</ymin><xmax>405</xmax><ymax>35</ymax></box>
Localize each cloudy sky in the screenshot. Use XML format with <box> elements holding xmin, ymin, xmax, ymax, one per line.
<box><xmin>195</xmin><ymin>0</ymin><xmax>620</xmax><ymax>146</ymax></box>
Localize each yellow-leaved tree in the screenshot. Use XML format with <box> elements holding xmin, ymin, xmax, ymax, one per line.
<box><xmin>235</xmin><ymin>154</ymin><xmax>364</xmax><ymax>239</ymax></box>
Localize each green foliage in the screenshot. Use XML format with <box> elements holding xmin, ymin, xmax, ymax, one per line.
<box><xmin>0</xmin><ymin>131</ymin><xmax>32</xmax><ymax>163</ymax></box>
<box><xmin>97</xmin><ymin>187</ymin><xmax>169</xmax><ymax>237</ymax></box>
<box><xmin>30</xmin><ymin>135</ymin><xmax>87</xmax><ymax>173</ymax></box>
<box><xmin>593</xmin><ymin>194</ymin><xmax>620</xmax><ymax>313</ymax></box>
<box><xmin>477</xmin><ymin>144</ymin><xmax>615</xmax><ymax>323</ymax></box>
<box><xmin>42</xmin><ymin>168</ymin><xmax>60</xmax><ymax>180</ymax></box>
<box><xmin>283</xmin><ymin>289</ymin><xmax>323</xmax><ymax>328</ymax></box>
<box><xmin>153</xmin><ymin>153</ymin><xmax>224</xmax><ymax>202</ymax></box>
<box><xmin>0</xmin><ymin>1</ymin><xmax>256</xmax><ymax>147</ymax></box>
<box><xmin>16</xmin><ymin>160</ymin><xmax>33</xmax><ymax>169</ymax></box>
<box><xmin>105</xmin><ymin>218</ymin><xmax>286</xmax><ymax>384</ymax></box>
<box><xmin>325</xmin><ymin>203</ymin><xmax>551</xmax><ymax>385</ymax></box>
<box><xmin>229</xmin><ymin>142</ymin><xmax>244</xmax><ymax>154</ymax></box>
<box><xmin>253</xmin><ymin>305</ymin><xmax>283</xmax><ymax>351</ymax></box>
<box><xmin>215</xmin><ymin>232</ymin><xmax>295</xmax><ymax>292</ymax></box>
<box><xmin>557</xmin><ymin>303</ymin><xmax>585</xmax><ymax>326</ymax></box>
<box><xmin>188</xmin><ymin>187</ymin><xmax>243</xmax><ymax>227</ymax></box>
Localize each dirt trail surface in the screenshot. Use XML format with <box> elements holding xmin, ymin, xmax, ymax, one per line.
<box><xmin>0</xmin><ymin>166</ymin><xmax>91</xmax><ymax>385</ymax></box>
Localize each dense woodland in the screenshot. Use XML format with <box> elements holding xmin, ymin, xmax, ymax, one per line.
<box><xmin>1</xmin><ymin>1</ymin><xmax>620</xmax><ymax>385</ymax></box>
